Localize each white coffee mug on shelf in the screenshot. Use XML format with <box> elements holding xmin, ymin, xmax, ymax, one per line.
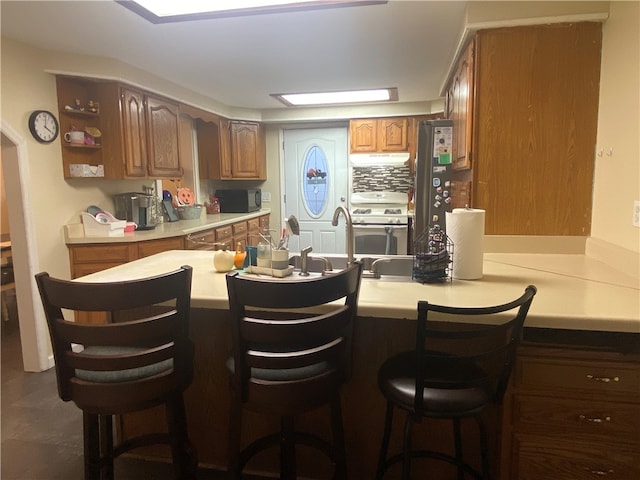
<box><xmin>64</xmin><ymin>130</ymin><xmax>85</xmax><ymax>144</ymax></box>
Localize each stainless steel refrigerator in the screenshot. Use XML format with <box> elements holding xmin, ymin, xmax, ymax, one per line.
<box><xmin>413</xmin><ymin>119</ymin><xmax>454</xmax><ymax>241</ymax></box>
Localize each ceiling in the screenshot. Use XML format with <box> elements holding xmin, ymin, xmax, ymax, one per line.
<box><xmin>1</xmin><ymin>0</ymin><xmax>469</xmax><ymax>111</ymax></box>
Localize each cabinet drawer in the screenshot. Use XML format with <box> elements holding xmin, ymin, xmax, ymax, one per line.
<box><xmin>232</xmin><ymin>221</ymin><xmax>247</xmax><ymax>235</ymax></box>
<box><xmin>516</xmin><ymin>357</ymin><xmax>640</xmax><ymax>397</ymax></box>
<box><xmin>248</xmin><ymin>217</ymin><xmax>260</xmax><ymax>232</ymax></box>
<box><xmin>70</xmin><ymin>244</ymin><xmax>135</xmax><ymax>265</ymax></box>
<box><xmin>215</xmin><ymin>226</ymin><xmax>233</xmax><ymax>248</ymax></box>
<box><xmin>137</xmin><ymin>237</ymin><xmax>184</xmax><ymax>258</ymax></box>
<box><xmin>512</xmin><ymin>395</ymin><xmax>640</xmax><ymax>444</ymax></box>
<box><xmin>511</xmin><ymin>433</ymin><xmax>640</xmax><ymax>480</ymax></box>
<box><xmin>187</xmin><ymin>229</ymin><xmax>216</xmax><ymax>250</ymax></box>
<box><xmin>72</xmin><ymin>262</ymin><xmax>127</xmax><ymax>279</ymax></box>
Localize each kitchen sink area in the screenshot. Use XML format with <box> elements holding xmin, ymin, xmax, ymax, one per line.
<box><xmin>288</xmin><ymin>253</ymin><xmax>415</xmax><ymax>280</ymax></box>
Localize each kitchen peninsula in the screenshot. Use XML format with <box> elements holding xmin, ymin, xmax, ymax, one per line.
<box><xmin>78</xmin><ymin>249</ymin><xmax>639</xmax><ymax>479</ymax></box>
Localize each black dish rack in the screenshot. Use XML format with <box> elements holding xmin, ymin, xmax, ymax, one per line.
<box><xmin>412</xmin><ymin>225</ymin><xmax>453</xmax><ymax>283</ymax></box>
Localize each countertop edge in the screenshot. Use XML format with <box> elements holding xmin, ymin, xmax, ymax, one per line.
<box><xmin>64</xmin><ymin>209</ymin><xmax>271</xmax><ymax>245</ymax></box>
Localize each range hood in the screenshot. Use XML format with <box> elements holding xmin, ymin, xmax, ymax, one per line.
<box><xmin>349</xmin><ymin>152</ymin><xmax>410</xmax><ymax>166</ymax></box>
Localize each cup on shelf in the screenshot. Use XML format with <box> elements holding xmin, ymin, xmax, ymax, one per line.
<box><xmin>64</xmin><ymin>130</ymin><xmax>85</xmax><ymax>145</ymax></box>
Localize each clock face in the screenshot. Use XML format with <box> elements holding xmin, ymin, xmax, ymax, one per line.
<box><xmin>28</xmin><ymin>110</ymin><xmax>59</xmax><ymax>143</ymax></box>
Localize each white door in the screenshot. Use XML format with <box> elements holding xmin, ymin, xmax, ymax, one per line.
<box><xmin>283</xmin><ymin>127</ymin><xmax>349</xmax><ymax>255</ymax></box>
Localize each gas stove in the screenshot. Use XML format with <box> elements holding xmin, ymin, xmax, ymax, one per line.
<box><xmin>350</xmin><ymin>192</ymin><xmax>409</xmax><ymax>225</ymax></box>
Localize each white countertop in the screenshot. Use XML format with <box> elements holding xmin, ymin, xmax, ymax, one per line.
<box><xmin>64</xmin><ymin>209</ymin><xmax>271</xmax><ymax>244</ymax></box>
<box><xmin>77</xmin><ymin>250</ymin><xmax>640</xmax><ymax>334</ymax></box>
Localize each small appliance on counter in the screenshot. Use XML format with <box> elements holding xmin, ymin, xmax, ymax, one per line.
<box><xmin>215</xmin><ymin>188</ymin><xmax>261</xmax><ymax>213</ymax></box>
<box><xmin>113</xmin><ymin>192</ymin><xmax>157</xmax><ymax>230</ymax></box>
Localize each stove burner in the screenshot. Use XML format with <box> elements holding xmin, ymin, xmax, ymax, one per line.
<box><xmin>353</xmin><ymin>208</ymin><xmax>372</xmax><ymax>214</ymax></box>
<box><xmin>384</xmin><ymin>208</ymin><xmax>402</xmax><ymax>215</ymax></box>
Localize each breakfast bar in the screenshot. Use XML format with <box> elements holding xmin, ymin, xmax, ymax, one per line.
<box><xmin>78</xmin><ymin>250</ymin><xmax>640</xmax><ymax>479</ymax></box>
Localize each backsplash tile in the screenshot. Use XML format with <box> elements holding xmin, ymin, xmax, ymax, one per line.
<box><xmin>352</xmin><ymin>165</ymin><xmax>413</xmax><ymax>192</ymax></box>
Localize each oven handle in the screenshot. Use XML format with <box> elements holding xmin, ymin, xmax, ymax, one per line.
<box><xmin>352</xmin><ymin>224</ymin><xmax>408</xmax><ymax>231</ymax></box>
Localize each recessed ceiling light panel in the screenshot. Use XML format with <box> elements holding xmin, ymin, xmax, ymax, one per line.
<box><xmin>118</xmin><ymin>0</ymin><xmax>387</xmax><ymax>23</ymax></box>
<box><xmin>272</xmin><ymin>88</ymin><xmax>398</xmax><ymax>107</ymax></box>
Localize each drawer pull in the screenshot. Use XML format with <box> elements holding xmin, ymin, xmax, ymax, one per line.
<box><xmin>586</xmin><ymin>468</ymin><xmax>614</xmax><ymax>476</ymax></box>
<box><xmin>586</xmin><ymin>374</ymin><xmax>620</xmax><ymax>383</ymax></box>
<box><xmin>578</xmin><ymin>414</ymin><xmax>611</xmax><ymax>423</ymax></box>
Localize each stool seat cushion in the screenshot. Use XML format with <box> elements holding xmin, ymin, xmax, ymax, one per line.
<box><xmin>226</xmin><ymin>357</ymin><xmax>331</xmax><ymax>382</ymax></box>
<box><xmin>377</xmin><ymin>350</ymin><xmax>492</xmax><ymax>417</ymax></box>
<box><xmin>76</xmin><ymin>346</ymin><xmax>173</xmax><ymax>383</ymax></box>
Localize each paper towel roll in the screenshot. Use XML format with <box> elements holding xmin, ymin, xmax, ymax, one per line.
<box><xmin>445</xmin><ymin>208</ymin><xmax>485</xmax><ymax>280</ymax></box>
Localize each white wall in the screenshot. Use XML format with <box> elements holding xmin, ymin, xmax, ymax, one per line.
<box><xmin>591</xmin><ymin>1</ymin><xmax>640</xmax><ymax>254</ymax></box>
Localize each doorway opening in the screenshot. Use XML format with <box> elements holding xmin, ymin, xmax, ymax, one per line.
<box><xmin>1</xmin><ymin>122</ymin><xmax>51</xmax><ymax>372</ymax></box>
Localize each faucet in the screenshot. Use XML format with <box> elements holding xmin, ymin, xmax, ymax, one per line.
<box><xmin>331</xmin><ymin>205</ymin><xmax>354</xmax><ymax>265</ymax></box>
<box><xmin>299</xmin><ymin>246</ymin><xmax>313</xmax><ymax>276</ymax></box>
<box><xmin>371</xmin><ymin>257</ymin><xmax>393</xmax><ymax>279</ymax></box>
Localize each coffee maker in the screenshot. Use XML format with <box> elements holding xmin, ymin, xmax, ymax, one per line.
<box><xmin>114</xmin><ymin>192</ymin><xmax>157</xmax><ymax>230</ymax></box>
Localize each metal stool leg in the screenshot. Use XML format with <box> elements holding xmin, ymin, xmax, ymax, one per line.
<box><xmin>453</xmin><ymin>418</ymin><xmax>465</xmax><ymax>480</ymax></box>
<box><xmin>376</xmin><ymin>401</ymin><xmax>395</xmax><ymax>480</ymax></box>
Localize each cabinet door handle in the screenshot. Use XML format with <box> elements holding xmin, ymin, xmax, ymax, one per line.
<box><xmin>586</xmin><ymin>374</ymin><xmax>620</xmax><ymax>383</ymax></box>
<box><xmin>585</xmin><ymin>468</ymin><xmax>614</xmax><ymax>476</ymax></box>
<box><xmin>578</xmin><ymin>414</ymin><xmax>611</xmax><ymax>423</ymax></box>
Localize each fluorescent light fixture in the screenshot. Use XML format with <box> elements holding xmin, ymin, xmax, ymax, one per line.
<box><xmin>272</xmin><ymin>88</ymin><xmax>398</xmax><ymax>107</ymax></box>
<box><xmin>118</xmin><ymin>1</ymin><xmax>387</xmax><ymax>22</ymax></box>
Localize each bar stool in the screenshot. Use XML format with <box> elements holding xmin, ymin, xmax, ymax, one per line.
<box><xmin>225</xmin><ymin>262</ymin><xmax>363</xmax><ymax>480</ymax></box>
<box><xmin>35</xmin><ymin>266</ymin><xmax>198</xmax><ymax>480</ymax></box>
<box><xmin>375</xmin><ymin>285</ymin><xmax>537</xmax><ymax>480</ymax></box>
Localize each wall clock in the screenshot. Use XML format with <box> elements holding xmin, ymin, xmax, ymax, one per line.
<box><xmin>28</xmin><ymin>110</ymin><xmax>59</xmax><ymax>144</ymax></box>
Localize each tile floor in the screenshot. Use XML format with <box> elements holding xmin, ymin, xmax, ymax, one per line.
<box><xmin>0</xmin><ymin>315</ymin><xmax>248</xmax><ymax>480</ymax></box>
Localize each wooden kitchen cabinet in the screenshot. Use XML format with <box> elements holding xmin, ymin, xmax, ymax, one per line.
<box><xmin>144</xmin><ymin>93</ymin><xmax>182</xmax><ymax>177</ymax></box>
<box><xmin>118</xmin><ymin>86</ymin><xmax>182</xmax><ymax>178</ymax></box>
<box><xmin>446</xmin><ymin>38</ymin><xmax>474</xmax><ymax>172</ymax></box>
<box><xmin>232</xmin><ymin>221</ymin><xmax>248</xmax><ymax>250</ymax></box>
<box><xmin>57</xmin><ymin>77</ymin><xmax>182</xmax><ymax>179</ymax></box>
<box><xmin>68</xmin><ymin>243</ymin><xmax>137</xmax><ymax>280</ymax></box>
<box><xmin>349</xmin><ymin>117</ymin><xmax>409</xmax><ymax>153</ymax></box>
<box><xmin>228</xmin><ymin>120</ymin><xmax>266</xmax><ymax>179</ymax></box>
<box><xmin>137</xmin><ymin>236</ymin><xmax>184</xmax><ymax>258</ymax></box>
<box><xmin>194</xmin><ymin>115</ymin><xmax>230</xmax><ymax>180</ymax></box>
<box><xmin>56</xmin><ymin>77</ymin><xmax>106</xmax><ymax>179</ymax></box>
<box><xmin>500</xmin><ymin>340</ymin><xmax>640</xmax><ymax>480</ymax></box>
<box><xmin>446</xmin><ymin>23</ymin><xmax>602</xmax><ymax>235</ymax></box>
<box><xmin>183</xmin><ymin>215</ymin><xmax>269</xmax><ymax>251</ymax></box>
<box><xmin>119</xmin><ymin>86</ymin><xmax>147</xmax><ymax>177</ymax></box>
<box><xmin>194</xmin><ymin>116</ymin><xmax>264</xmax><ymax>180</ymax></box>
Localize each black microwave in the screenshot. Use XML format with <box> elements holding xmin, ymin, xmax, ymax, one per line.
<box><xmin>216</xmin><ymin>188</ymin><xmax>262</xmax><ymax>213</ymax></box>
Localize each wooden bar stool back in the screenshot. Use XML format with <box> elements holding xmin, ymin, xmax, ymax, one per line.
<box><xmin>35</xmin><ymin>266</ymin><xmax>197</xmax><ymax>480</ymax></box>
<box><xmin>376</xmin><ymin>285</ymin><xmax>537</xmax><ymax>480</ymax></box>
<box><xmin>225</xmin><ymin>262</ymin><xmax>363</xmax><ymax>480</ymax></box>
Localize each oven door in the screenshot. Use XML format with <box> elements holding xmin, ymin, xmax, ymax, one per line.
<box><xmin>353</xmin><ymin>224</ymin><xmax>408</xmax><ymax>255</ymax></box>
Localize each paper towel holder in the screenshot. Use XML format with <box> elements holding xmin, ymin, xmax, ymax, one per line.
<box><xmin>412</xmin><ymin>225</ymin><xmax>454</xmax><ymax>284</ymax></box>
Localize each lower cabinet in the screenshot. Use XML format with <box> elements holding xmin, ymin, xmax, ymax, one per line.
<box><xmin>67</xmin><ymin>214</ymin><xmax>270</xmax><ymax>323</ymax></box>
<box><xmin>501</xmin><ymin>342</ymin><xmax>640</xmax><ymax>480</ymax></box>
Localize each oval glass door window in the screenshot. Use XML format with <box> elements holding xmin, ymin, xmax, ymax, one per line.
<box><xmin>302</xmin><ymin>145</ymin><xmax>329</xmax><ymax>218</ymax></box>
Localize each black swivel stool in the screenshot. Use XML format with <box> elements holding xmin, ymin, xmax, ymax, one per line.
<box><xmin>35</xmin><ymin>266</ymin><xmax>198</xmax><ymax>480</ymax></box>
<box><xmin>225</xmin><ymin>262</ymin><xmax>363</xmax><ymax>480</ymax></box>
<box><xmin>375</xmin><ymin>285</ymin><xmax>537</xmax><ymax>480</ymax></box>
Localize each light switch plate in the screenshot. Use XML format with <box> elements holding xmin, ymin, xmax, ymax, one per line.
<box><xmin>262</xmin><ymin>191</ymin><xmax>271</xmax><ymax>202</ymax></box>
